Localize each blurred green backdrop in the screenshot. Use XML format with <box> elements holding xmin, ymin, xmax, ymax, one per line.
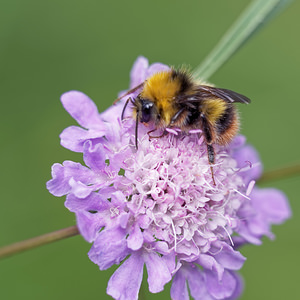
<box><xmin>0</xmin><ymin>0</ymin><xmax>299</xmax><ymax>299</ymax></box>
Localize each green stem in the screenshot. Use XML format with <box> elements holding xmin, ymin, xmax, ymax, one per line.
<box><xmin>258</xmin><ymin>162</ymin><xmax>300</xmax><ymax>184</ymax></box>
<box><xmin>0</xmin><ymin>225</ymin><xmax>79</xmax><ymax>260</ymax></box>
<box><xmin>193</xmin><ymin>0</ymin><xmax>293</xmax><ymax>81</ymax></box>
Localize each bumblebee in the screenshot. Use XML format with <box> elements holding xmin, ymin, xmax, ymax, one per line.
<box><xmin>115</xmin><ymin>69</ymin><xmax>250</xmax><ymax>184</ymax></box>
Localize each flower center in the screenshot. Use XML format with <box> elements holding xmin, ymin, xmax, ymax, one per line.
<box><xmin>120</xmin><ymin>131</ymin><xmax>245</xmax><ymax>253</ymax></box>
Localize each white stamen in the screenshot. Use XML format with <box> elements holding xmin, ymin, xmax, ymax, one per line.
<box><xmin>246</xmin><ymin>180</ymin><xmax>256</xmax><ymax>196</ymax></box>
<box><xmin>171</xmin><ymin>220</ymin><xmax>177</xmax><ymax>251</ymax></box>
<box><xmin>222</xmin><ymin>225</ymin><xmax>234</xmax><ymax>247</ymax></box>
<box><xmin>191</xmin><ymin>237</ymin><xmax>200</xmax><ymax>256</ymax></box>
<box><xmin>166</xmin><ymin>128</ymin><xmax>179</xmax><ymax>135</ymax></box>
<box><xmin>232</xmin><ymin>161</ymin><xmax>261</xmax><ymax>174</ymax></box>
<box><xmin>208</xmin><ymin>244</ymin><xmax>224</xmax><ymax>255</ymax></box>
<box><xmin>198</xmin><ymin>135</ymin><xmax>204</xmax><ymax>145</ymax></box>
<box><xmin>226</xmin><ymin>215</ymin><xmax>233</xmax><ymax>227</ymax></box>
<box><xmin>110</xmin><ymin>207</ymin><xmax>120</xmax><ymax>217</ymax></box>
<box><xmin>233</xmin><ymin>189</ymin><xmax>251</xmax><ymax>200</ymax></box>
<box><xmin>189</xmin><ymin>129</ymin><xmax>202</xmax><ymax>134</ymax></box>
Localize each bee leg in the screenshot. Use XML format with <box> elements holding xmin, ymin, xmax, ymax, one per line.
<box><xmin>200</xmin><ymin>112</ymin><xmax>217</xmax><ymax>185</ymax></box>
<box><xmin>147</xmin><ymin>128</ymin><xmax>168</xmax><ymax>139</ymax></box>
<box><xmin>170</xmin><ymin>107</ymin><xmax>186</xmax><ymax>125</ymax></box>
<box><xmin>207</xmin><ymin>144</ymin><xmax>216</xmax><ymax>186</ymax></box>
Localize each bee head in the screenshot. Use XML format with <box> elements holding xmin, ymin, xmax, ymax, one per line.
<box><xmin>135</xmin><ymin>97</ymin><xmax>157</xmax><ymax>124</ymax></box>
<box><xmin>131</xmin><ymin>96</ymin><xmax>158</xmax><ymax>149</ymax></box>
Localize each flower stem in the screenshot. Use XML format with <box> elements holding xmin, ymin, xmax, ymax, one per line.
<box><xmin>0</xmin><ymin>225</ymin><xmax>79</xmax><ymax>260</ymax></box>
<box><xmin>258</xmin><ymin>162</ymin><xmax>300</xmax><ymax>184</ymax></box>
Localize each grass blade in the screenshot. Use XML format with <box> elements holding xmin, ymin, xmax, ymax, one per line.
<box><xmin>193</xmin><ymin>0</ymin><xmax>293</xmax><ymax>81</ymax></box>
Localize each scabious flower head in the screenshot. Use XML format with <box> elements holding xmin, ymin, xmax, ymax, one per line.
<box><xmin>47</xmin><ymin>57</ymin><xmax>291</xmax><ymax>300</ymax></box>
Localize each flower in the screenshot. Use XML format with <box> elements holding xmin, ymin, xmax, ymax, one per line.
<box><xmin>47</xmin><ymin>56</ymin><xmax>291</xmax><ymax>300</ymax></box>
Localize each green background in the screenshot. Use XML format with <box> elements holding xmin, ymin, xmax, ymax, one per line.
<box><xmin>0</xmin><ymin>0</ymin><xmax>299</xmax><ymax>299</ymax></box>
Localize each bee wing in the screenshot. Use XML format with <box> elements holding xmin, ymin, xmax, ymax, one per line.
<box><xmin>197</xmin><ymin>85</ymin><xmax>251</xmax><ymax>104</ymax></box>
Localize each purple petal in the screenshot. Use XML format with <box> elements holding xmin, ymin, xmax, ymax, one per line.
<box><xmin>65</xmin><ymin>190</ymin><xmax>130</xmax><ymax>243</ymax></box>
<box><xmin>60</xmin><ymin>126</ymin><xmax>105</xmax><ymax>152</ymax></box>
<box><xmin>144</xmin><ymin>251</ymin><xmax>172</xmax><ymax>293</ymax></box>
<box><xmin>61</xmin><ymin>91</ymin><xmax>103</xmax><ymax>129</ymax></box>
<box><xmin>127</xmin><ymin>223</ymin><xmax>144</xmax><ymax>251</ymax></box>
<box><xmin>237</xmin><ymin>208</ymin><xmax>262</xmax><ymax>242</ymax></box>
<box><xmin>83</xmin><ymin>140</ymin><xmax>107</xmax><ymax>170</ymax></box>
<box><xmin>100</xmin><ymin>118</ymin><xmax>130</xmax><ymax>146</ymax></box>
<box><xmin>227</xmin><ymin>271</ymin><xmax>244</xmax><ymax>300</ymax></box>
<box><xmin>137</xmin><ymin>214</ymin><xmax>152</xmax><ymax>230</ymax></box>
<box><xmin>170</xmin><ymin>268</ymin><xmax>189</xmax><ymax>300</ymax></box>
<box><xmin>107</xmin><ymin>252</ymin><xmax>144</xmax><ymax>300</ymax></box>
<box><xmin>99</xmin><ymin>101</ymin><xmax>124</xmax><ymax>123</ymax></box>
<box><xmin>162</xmin><ymin>252</ymin><xmax>176</xmax><ymax>274</ymax></box>
<box><xmin>68</xmin><ymin>178</ymin><xmax>97</xmax><ymax>198</ymax></box>
<box><xmin>110</xmin><ymin>191</ymin><xmax>128</xmax><ymax>209</ymax></box>
<box><xmin>65</xmin><ymin>193</ymin><xmax>99</xmax><ymax>211</ymax></box>
<box><xmin>206</xmin><ymin>269</ymin><xmax>236</xmax><ymax>299</ymax></box>
<box><xmin>231</xmin><ymin>236</ymin><xmax>248</xmax><ymax>249</ymax></box>
<box><xmin>172</xmin><ymin>263</ymin><xmax>217</xmax><ymax>300</ymax></box>
<box><xmin>65</xmin><ymin>193</ymin><xmax>111</xmax><ymax>242</ymax></box>
<box><xmin>248</xmin><ymin>216</ymin><xmax>274</xmax><ymax>239</ymax></box>
<box><xmin>89</xmin><ymin>226</ymin><xmax>130</xmax><ymax>270</ymax></box>
<box><xmin>119</xmin><ymin>213</ymin><xmax>130</xmax><ymax>229</ymax></box>
<box><xmin>230</xmin><ymin>135</ymin><xmax>246</xmax><ymax>149</ymax></box>
<box><xmin>186</xmin><ymin>265</ymin><xmax>214</xmax><ymax>300</ymax></box>
<box><xmin>212</xmin><ymin>242</ymin><xmax>246</xmax><ymax>271</ymax></box>
<box><xmin>252</xmin><ymin>188</ymin><xmax>291</xmax><ymax>224</ymax></box>
<box><xmin>233</xmin><ymin>144</ymin><xmax>262</xmax><ymax>183</ymax></box>
<box><xmin>197</xmin><ymin>254</ymin><xmax>224</xmax><ymax>281</ymax></box>
<box><xmin>75</xmin><ymin>211</ymin><xmax>103</xmax><ymax>243</ymax></box>
<box><xmin>46</xmin><ymin>161</ymin><xmax>94</xmax><ymax>197</ymax></box>
<box><xmin>129</xmin><ymin>56</ymin><xmax>170</xmax><ymax>88</ymax></box>
<box><xmin>65</xmin><ymin>191</ymin><xmax>112</xmax><ymax>213</ymax></box>
<box><xmin>236</xmin><ymin>187</ymin><xmax>291</xmax><ymax>242</ymax></box>
<box><xmin>129</xmin><ymin>56</ymin><xmax>149</xmax><ymax>88</ymax></box>
<box><xmin>146</xmin><ymin>62</ymin><xmax>170</xmax><ymax>78</ymax></box>
<box><xmin>235</xmin><ymin>222</ymin><xmax>263</xmax><ymax>245</ymax></box>
<box><xmin>153</xmin><ymin>241</ymin><xmax>171</xmax><ymax>255</ymax></box>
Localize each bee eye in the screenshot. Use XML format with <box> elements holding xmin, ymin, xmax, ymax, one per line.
<box><xmin>140</xmin><ymin>101</ymin><xmax>153</xmax><ymax>123</ymax></box>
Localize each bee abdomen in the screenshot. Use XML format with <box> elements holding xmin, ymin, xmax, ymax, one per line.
<box><xmin>216</xmin><ymin>105</ymin><xmax>239</xmax><ymax>145</ymax></box>
<box><xmin>216</xmin><ymin>105</ymin><xmax>235</xmax><ymax>133</ymax></box>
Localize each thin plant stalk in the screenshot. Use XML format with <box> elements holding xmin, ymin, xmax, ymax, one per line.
<box><xmin>258</xmin><ymin>162</ymin><xmax>300</xmax><ymax>184</ymax></box>
<box><xmin>0</xmin><ymin>226</ymin><xmax>79</xmax><ymax>259</ymax></box>
<box><xmin>193</xmin><ymin>0</ymin><xmax>293</xmax><ymax>81</ymax></box>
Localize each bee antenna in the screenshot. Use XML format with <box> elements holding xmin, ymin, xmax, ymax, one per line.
<box><xmin>121</xmin><ymin>97</ymin><xmax>132</xmax><ymax>120</ymax></box>
<box><xmin>113</xmin><ymin>82</ymin><xmax>144</xmax><ymax>105</ymax></box>
<box><xmin>135</xmin><ymin>109</ymin><xmax>139</xmax><ymax>149</ymax></box>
